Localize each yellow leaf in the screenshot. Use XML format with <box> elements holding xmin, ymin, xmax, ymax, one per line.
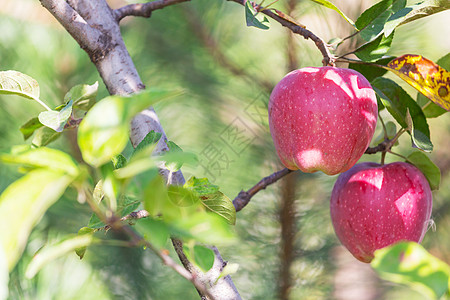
<box><xmin>385</xmin><ymin>54</ymin><xmax>450</xmax><ymax>111</ymax></box>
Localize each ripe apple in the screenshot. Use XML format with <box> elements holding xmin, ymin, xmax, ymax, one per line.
<box><xmin>330</xmin><ymin>162</ymin><xmax>433</xmax><ymax>263</ymax></box>
<box><xmin>268</xmin><ymin>67</ymin><xmax>378</xmax><ymax>175</ymax></box>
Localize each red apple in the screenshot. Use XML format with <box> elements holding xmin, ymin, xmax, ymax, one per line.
<box><xmin>330</xmin><ymin>162</ymin><xmax>433</xmax><ymax>263</ymax></box>
<box><xmin>268</xmin><ymin>67</ymin><xmax>378</xmax><ymax>175</ymax></box>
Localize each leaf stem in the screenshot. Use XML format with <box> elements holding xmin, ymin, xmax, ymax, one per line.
<box><xmin>31</xmin><ymin>94</ymin><xmax>53</xmax><ymax>111</ymax></box>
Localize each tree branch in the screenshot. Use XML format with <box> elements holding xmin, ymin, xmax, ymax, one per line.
<box><xmin>114</xmin><ymin>0</ymin><xmax>191</xmax><ymax>22</ymax></box>
<box><xmin>228</xmin><ymin>0</ymin><xmax>335</xmax><ymax>66</ymax></box>
<box><xmin>39</xmin><ymin>0</ymin><xmax>241</xmax><ymax>299</ymax></box>
<box><xmin>39</xmin><ymin>0</ymin><xmax>102</xmax><ymax>52</ymax></box>
<box><xmin>233</xmin><ymin>168</ymin><xmax>294</xmax><ymax>212</ymax></box>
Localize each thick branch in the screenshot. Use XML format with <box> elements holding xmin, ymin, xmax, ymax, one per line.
<box><xmin>233</xmin><ymin>168</ymin><xmax>294</xmax><ymax>212</ymax></box>
<box><xmin>228</xmin><ymin>0</ymin><xmax>334</xmax><ymax>66</ymax></box>
<box><xmin>40</xmin><ymin>0</ymin><xmax>241</xmax><ymax>299</ymax></box>
<box><xmin>39</xmin><ymin>0</ymin><xmax>102</xmax><ymax>52</ymax></box>
<box><xmin>365</xmin><ymin>142</ymin><xmax>388</xmax><ymax>154</ymax></box>
<box><xmin>114</xmin><ymin>0</ymin><xmax>191</xmax><ymax>22</ymax></box>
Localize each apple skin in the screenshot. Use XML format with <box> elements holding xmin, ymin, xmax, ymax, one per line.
<box><xmin>330</xmin><ymin>161</ymin><xmax>433</xmax><ymax>263</ymax></box>
<box><xmin>268</xmin><ymin>67</ymin><xmax>378</xmax><ymax>175</ymax></box>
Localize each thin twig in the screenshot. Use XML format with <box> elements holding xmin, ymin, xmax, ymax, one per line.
<box><xmin>114</xmin><ymin>0</ymin><xmax>191</xmax><ymax>22</ymax></box>
<box><xmin>365</xmin><ymin>128</ymin><xmax>406</xmax><ymax>155</ymax></box>
<box><xmin>228</xmin><ymin>0</ymin><xmax>335</xmax><ymax>66</ymax></box>
<box><xmin>101</xmin><ymin>210</ymin><xmax>150</xmax><ymax>231</ymax></box>
<box><xmin>233</xmin><ymin>168</ymin><xmax>294</xmax><ymax>212</ymax></box>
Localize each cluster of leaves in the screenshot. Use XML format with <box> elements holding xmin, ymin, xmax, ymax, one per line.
<box><xmin>0</xmin><ymin>71</ymin><xmax>238</xmax><ymax>294</ymax></box>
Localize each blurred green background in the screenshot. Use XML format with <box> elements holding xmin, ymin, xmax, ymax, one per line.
<box><xmin>1</xmin><ymin>0</ymin><xmax>449</xmax><ymax>299</ymax></box>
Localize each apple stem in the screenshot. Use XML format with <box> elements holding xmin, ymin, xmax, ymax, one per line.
<box><xmin>381</xmin><ymin>151</ymin><xmax>386</xmax><ymax>165</ymax></box>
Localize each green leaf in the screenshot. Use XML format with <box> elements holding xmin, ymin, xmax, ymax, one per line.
<box><xmin>167</xmin><ymin>185</ymin><xmax>200</xmax><ymax>208</ymax></box>
<box><xmin>118</xmin><ymin>196</ymin><xmax>140</xmax><ymax>219</ymax></box>
<box><xmin>26</xmin><ymin>234</ymin><xmax>94</xmax><ymax>278</ymax></box>
<box><xmin>20</xmin><ymin>118</ymin><xmax>43</xmax><ymax>140</ymax></box>
<box><xmin>185</xmin><ymin>177</ymin><xmax>220</xmax><ymax>195</ymax></box>
<box><xmin>199</xmin><ymin>192</ymin><xmax>236</xmax><ymax>225</ymax></box>
<box><xmin>309</xmin><ymin>0</ymin><xmax>356</xmax><ymax>28</ymax></box>
<box><xmin>355</xmin><ymin>32</ymin><xmax>394</xmax><ymax>62</ymax></box>
<box><xmin>64</xmin><ymin>82</ymin><xmax>98</xmax><ymax>111</ymax></box>
<box><xmin>132</xmin><ymin>130</ymin><xmax>162</xmax><ymax>155</ymax></box>
<box><xmin>371</xmin><ymin>78</ymin><xmax>432</xmax><ymax>152</ymax></box>
<box><xmin>0</xmin><ymin>170</ymin><xmax>73</xmax><ymax>270</ymax></box>
<box><xmin>143</xmin><ymin>175</ymin><xmax>170</xmax><ymax>217</ymax></box>
<box><xmin>164</xmin><ymin>141</ymin><xmax>184</xmax><ymax>172</ymax></box>
<box><xmin>75</xmin><ymin>227</ymin><xmax>95</xmax><ymax>259</ymax></box>
<box><xmin>31</xmin><ymin>126</ymin><xmax>61</xmax><ymax>147</ymax></box>
<box><xmin>0</xmin><ymin>146</ymin><xmax>79</xmax><ymax>176</ymax></box>
<box><xmin>87</xmin><ymin>214</ymin><xmax>104</xmax><ymax>229</ymax></box>
<box><xmin>356</xmin><ymin>0</ymin><xmax>406</xmax><ymax>42</ymax></box>
<box><xmin>372</xmin><ymin>242</ymin><xmax>450</xmax><ymax>299</ymax></box>
<box><xmin>184</xmin><ymin>177</ymin><xmax>236</xmax><ymax>225</ymax></box>
<box><xmin>112</xmin><ymin>154</ymin><xmax>127</xmax><ymax>169</ymax></box>
<box><xmin>183</xmin><ymin>244</ymin><xmax>215</xmax><ymax>272</ymax></box>
<box><xmin>0</xmin><ymin>70</ymin><xmax>39</xmax><ymax>100</ymax></box>
<box><xmin>114</xmin><ymin>144</ymin><xmax>157</xmax><ymax>179</ymax></box>
<box><xmin>384</xmin><ymin>0</ymin><xmax>450</xmax><ymax>37</ymax></box>
<box><xmin>135</xmin><ymin>218</ymin><xmax>169</xmax><ymax>250</ymax></box>
<box><xmin>171</xmin><ymin>212</ymin><xmax>235</xmax><ymax>245</ymax></box>
<box><xmin>406</xmin><ymin>151</ymin><xmax>441</xmax><ymax>190</ymax></box>
<box><xmin>78</xmin><ymin>89</ymin><xmax>183</xmax><ymax>167</ymax></box>
<box><xmin>417</xmin><ymin>53</ymin><xmax>450</xmax><ymax>118</ymax></box>
<box><xmin>38</xmin><ymin>100</ymin><xmax>73</xmax><ymax>132</ymax></box>
<box><xmin>159</xmin><ymin>144</ymin><xmax>198</xmax><ymax>173</ymax></box>
<box><xmin>349</xmin><ymin>56</ymin><xmax>395</xmax><ymax>82</ymax></box>
<box><xmin>245</xmin><ymin>0</ymin><xmax>270</xmax><ymax>30</ymax></box>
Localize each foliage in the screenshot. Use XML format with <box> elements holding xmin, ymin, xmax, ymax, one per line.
<box><xmin>0</xmin><ymin>0</ymin><xmax>449</xmax><ymax>299</ymax></box>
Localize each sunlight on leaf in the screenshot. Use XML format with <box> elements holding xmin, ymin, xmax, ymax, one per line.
<box><xmin>184</xmin><ymin>177</ymin><xmax>236</xmax><ymax>225</ymax></box>
<box><xmin>64</xmin><ymin>82</ymin><xmax>98</xmax><ymax>111</ymax></box>
<box><xmin>38</xmin><ymin>100</ymin><xmax>73</xmax><ymax>132</ymax></box>
<box><xmin>309</xmin><ymin>0</ymin><xmax>356</xmax><ymax>29</ymax></box>
<box><xmin>26</xmin><ymin>234</ymin><xmax>94</xmax><ymax>278</ymax></box>
<box><xmin>0</xmin><ymin>146</ymin><xmax>79</xmax><ymax>176</ymax></box>
<box><xmin>0</xmin><ymin>70</ymin><xmax>39</xmax><ymax>99</ymax></box>
<box><xmin>372</xmin><ymin>242</ymin><xmax>450</xmax><ymax>300</ymax></box>
<box><xmin>78</xmin><ymin>89</ymin><xmax>183</xmax><ymax>167</ymax></box>
<box><xmin>0</xmin><ymin>170</ymin><xmax>72</xmax><ymax>271</ymax></box>
<box><xmin>385</xmin><ymin>54</ymin><xmax>450</xmax><ymax>111</ymax></box>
